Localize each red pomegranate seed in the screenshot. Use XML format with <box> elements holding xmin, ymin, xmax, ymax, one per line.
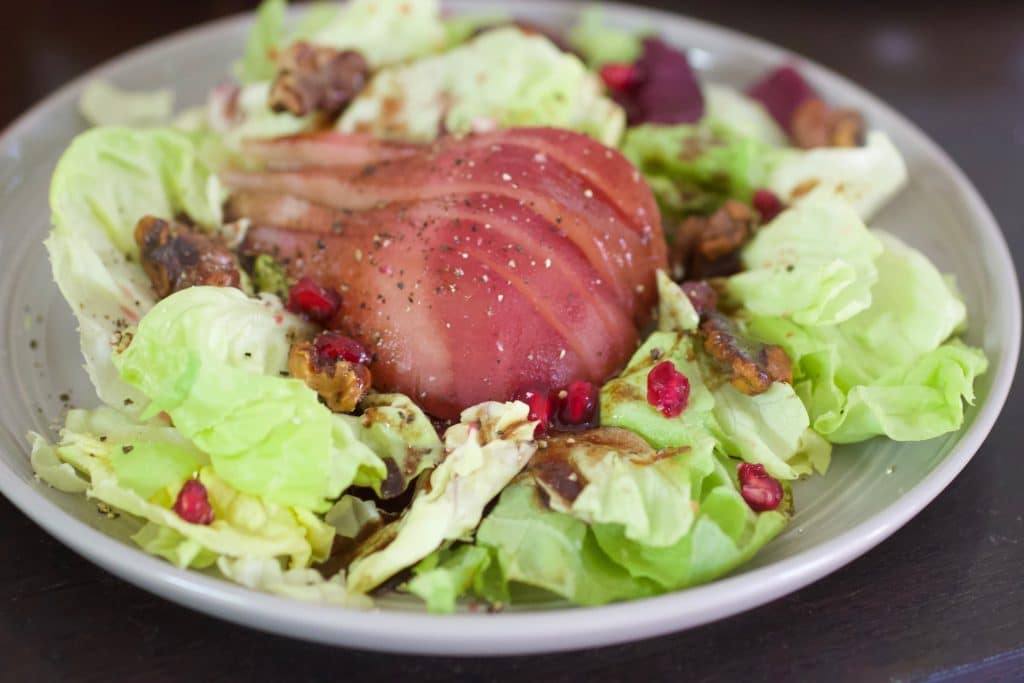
<box><xmin>513</xmin><ymin>388</ymin><xmax>555</xmax><ymax>436</ymax></box>
<box><xmin>599</xmin><ymin>63</ymin><xmax>641</xmax><ymax>92</ymax></box>
<box><xmin>287</xmin><ymin>277</ymin><xmax>341</xmax><ymax>323</ymax></box>
<box><xmin>646</xmin><ymin>360</ymin><xmax>691</xmax><ymax>417</ymax></box>
<box><xmin>737</xmin><ymin>462</ymin><xmax>784</xmax><ymax>512</ymax></box>
<box><xmin>556</xmin><ymin>380</ymin><xmax>599</xmax><ymax>427</ymax></box>
<box><xmin>173</xmin><ymin>479</ymin><xmax>215</xmax><ymax>525</ymax></box>
<box><xmin>314</xmin><ymin>332</ymin><xmax>371</xmax><ymax>366</ymax></box>
<box><xmin>752</xmin><ymin>189</ymin><xmax>785</xmax><ymax>223</ymax></box>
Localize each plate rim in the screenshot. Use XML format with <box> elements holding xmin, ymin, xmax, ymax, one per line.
<box><xmin>0</xmin><ymin>0</ymin><xmax>1019</xmax><ymax>656</ymax></box>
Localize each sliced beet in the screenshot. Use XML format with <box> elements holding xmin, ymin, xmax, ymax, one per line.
<box><xmin>610</xmin><ymin>37</ymin><xmax>704</xmax><ymax>125</ymax></box>
<box><xmin>746</xmin><ymin>65</ymin><xmax>818</xmax><ymax>132</ymax></box>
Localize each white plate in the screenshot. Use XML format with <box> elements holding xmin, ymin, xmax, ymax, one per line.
<box><xmin>0</xmin><ymin>0</ymin><xmax>1018</xmax><ymax>656</ymax></box>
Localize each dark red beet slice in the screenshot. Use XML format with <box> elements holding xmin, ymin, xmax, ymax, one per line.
<box><xmin>746</xmin><ymin>65</ymin><xmax>818</xmax><ymax>132</ymax></box>
<box><xmin>610</xmin><ymin>38</ymin><xmax>704</xmax><ymax>125</ymax></box>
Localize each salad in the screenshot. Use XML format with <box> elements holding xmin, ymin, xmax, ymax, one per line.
<box><xmin>30</xmin><ymin>0</ymin><xmax>987</xmax><ymax>613</ymax></box>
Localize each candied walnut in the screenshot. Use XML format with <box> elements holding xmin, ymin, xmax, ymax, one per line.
<box><xmin>288</xmin><ymin>340</ymin><xmax>372</xmax><ymax>412</ymax></box>
<box><xmin>134</xmin><ymin>216</ymin><xmax>241</xmax><ymax>299</ymax></box>
<box><xmin>672</xmin><ymin>199</ymin><xmax>756</xmax><ymax>279</ymax></box>
<box><xmin>791</xmin><ymin>98</ymin><xmax>864</xmax><ymax>149</ymax></box>
<box><xmin>269</xmin><ymin>42</ymin><xmax>369</xmax><ymax>118</ymax></box>
<box><xmin>700</xmin><ymin>313</ymin><xmax>792</xmax><ymax>395</ymax></box>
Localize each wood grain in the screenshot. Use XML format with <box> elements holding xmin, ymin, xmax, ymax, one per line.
<box><xmin>2</xmin><ymin>1</ymin><xmax>1022</xmax><ymax>680</ymax></box>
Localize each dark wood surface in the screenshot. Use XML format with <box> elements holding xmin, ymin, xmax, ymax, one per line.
<box><xmin>2</xmin><ymin>1</ymin><xmax>1022</xmax><ymax>681</ymax></box>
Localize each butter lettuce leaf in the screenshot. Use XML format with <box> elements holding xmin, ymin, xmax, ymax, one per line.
<box><xmin>600</xmin><ymin>331</ymin><xmax>717</xmax><ymax>452</ymax></box>
<box><xmin>309</xmin><ymin>0</ymin><xmax>446</xmax><ymax>68</ymax></box>
<box><xmin>769</xmin><ymin>131</ymin><xmax>908</xmax><ymax>221</ymax></box>
<box><xmin>79</xmin><ymin>80</ymin><xmax>174</xmax><ymax>128</ymax></box>
<box><xmin>620</xmin><ymin>123</ymin><xmax>774</xmax><ymax>218</ymax></box>
<box><xmin>235</xmin><ymin>0</ymin><xmax>287</xmax><ymax>83</ymax></box>
<box><xmin>567</xmin><ymin>6</ymin><xmax>644</xmax><ymax>68</ymax></box>
<box><xmin>340</xmin><ymin>393</ymin><xmax>443</xmax><ymax>498</ymax></box>
<box><xmin>476</xmin><ymin>483</ymin><xmax>660</xmax><ymax>605</ymax></box>
<box><xmin>35</xmin><ymin>407</ymin><xmax>335</xmax><ymax>568</ymax></box>
<box><xmin>236</xmin><ymin>0</ymin><xmax>441</xmax><ymax>82</ymax></box>
<box><xmin>339</xmin><ymin>27</ymin><xmax>624</xmax><ymax>145</ymax></box>
<box><xmin>703</xmin><ymin>84</ymin><xmax>788</xmax><ymax>147</ymax></box>
<box><xmin>112</xmin><ymin>286</ymin><xmax>384</xmax><ymax>510</ymax></box>
<box><xmin>46</xmin><ymin>127</ymin><xmax>225</xmax><ymax>414</ymax></box>
<box><xmin>593</xmin><ymin>453</ymin><xmax>788</xmax><ymax>588</ymax></box>
<box><xmin>710</xmin><ymin>382</ymin><xmax>831</xmax><ymax>479</ymax></box>
<box><xmin>218</xmin><ymin>557</ymin><xmax>372</xmax><ymax>608</ymax></box>
<box><xmin>346</xmin><ymin>401</ymin><xmax>537</xmax><ymax>593</ymax></box>
<box><xmin>407</xmin><ymin>544</ymin><xmax>506</xmax><ymax>613</ymax></box>
<box><xmin>744</xmin><ymin>230</ymin><xmax>987</xmax><ymax>443</ymax></box>
<box><xmin>729</xmin><ymin>191</ymin><xmax>884</xmax><ymax>327</ymax></box>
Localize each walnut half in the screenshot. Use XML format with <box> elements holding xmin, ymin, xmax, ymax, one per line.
<box><xmin>672</xmin><ymin>199</ymin><xmax>757</xmax><ymax>280</ymax></box>
<box><xmin>700</xmin><ymin>313</ymin><xmax>792</xmax><ymax>395</ymax></box>
<box><xmin>134</xmin><ymin>216</ymin><xmax>241</xmax><ymax>299</ymax></box>
<box><xmin>288</xmin><ymin>341</ymin><xmax>371</xmax><ymax>413</ymax></box>
<box><xmin>790</xmin><ymin>98</ymin><xmax>864</xmax><ymax>149</ymax></box>
<box><xmin>269</xmin><ymin>42</ymin><xmax>369</xmax><ymax>118</ymax></box>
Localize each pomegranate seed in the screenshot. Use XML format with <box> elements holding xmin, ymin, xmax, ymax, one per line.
<box><xmin>737</xmin><ymin>462</ymin><xmax>784</xmax><ymax>512</ymax></box>
<box><xmin>556</xmin><ymin>380</ymin><xmax>599</xmax><ymax>428</ymax></box>
<box><xmin>287</xmin><ymin>277</ymin><xmax>341</xmax><ymax>323</ymax></box>
<box><xmin>646</xmin><ymin>361</ymin><xmax>691</xmax><ymax>417</ymax></box>
<box><xmin>599</xmin><ymin>63</ymin><xmax>641</xmax><ymax>92</ymax></box>
<box><xmin>173</xmin><ymin>479</ymin><xmax>215</xmax><ymax>525</ymax></box>
<box><xmin>314</xmin><ymin>332</ymin><xmax>371</xmax><ymax>366</ymax></box>
<box><xmin>513</xmin><ymin>388</ymin><xmax>555</xmax><ymax>436</ymax></box>
<box><xmin>752</xmin><ymin>189</ymin><xmax>785</xmax><ymax>223</ymax></box>
<box><xmin>679</xmin><ymin>280</ymin><xmax>718</xmax><ymax>316</ymax></box>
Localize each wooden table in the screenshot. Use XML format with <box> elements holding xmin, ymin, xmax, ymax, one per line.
<box><xmin>2</xmin><ymin>1</ymin><xmax>1022</xmax><ymax>680</ymax></box>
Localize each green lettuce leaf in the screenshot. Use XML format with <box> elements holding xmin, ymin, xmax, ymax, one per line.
<box><xmin>79</xmin><ymin>80</ymin><xmax>174</xmax><ymax>128</ymax></box>
<box><xmin>593</xmin><ymin>453</ymin><xmax>788</xmax><ymax>589</ymax></box>
<box><xmin>36</xmin><ymin>407</ymin><xmax>334</xmax><ymax>568</ymax></box>
<box><xmin>406</xmin><ymin>544</ymin><xmax>506</xmax><ymax>613</ymax></box>
<box><xmin>339</xmin><ymin>27</ymin><xmax>624</xmax><ymax>145</ymax></box>
<box><xmin>340</xmin><ymin>393</ymin><xmax>443</xmax><ymax>497</ymax></box>
<box><xmin>346</xmin><ymin>402</ymin><xmax>537</xmax><ymax>593</ymax></box>
<box><xmin>745</xmin><ymin>230</ymin><xmax>987</xmax><ymax>443</ymax></box>
<box><xmin>600</xmin><ymin>331</ymin><xmax>717</xmax><ymax>452</ymax></box>
<box><xmin>475</xmin><ymin>483</ymin><xmax>660</xmax><ymax>605</ymax></box>
<box><xmin>112</xmin><ymin>286</ymin><xmax>384</xmax><ymax>510</ymax></box>
<box><xmin>710</xmin><ymin>382</ymin><xmax>831</xmax><ymax>479</ymax></box>
<box><xmin>567</xmin><ymin>6</ymin><xmax>644</xmax><ymax>68</ymax></box>
<box><xmin>217</xmin><ymin>557</ymin><xmax>372</xmax><ymax>608</ymax></box>
<box><xmin>234</xmin><ymin>0</ymin><xmax>351</xmax><ymax>83</ymax></box>
<box><xmin>620</xmin><ymin>123</ymin><xmax>775</xmax><ymax>218</ymax></box>
<box><xmin>703</xmin><ymin>84</ymin><xmax>788</xmax><ymax>147</ymax></box>
<box><xmin>441</xmin><ymin>15</ymin><xmax>507</xmax><ymax>49</ymax></box>
<box><xmin>768</xmin><ymin>130</ymin><xmax>908</xmax><ymax>221</ymax></box>
<box><xmin>308</xmin><ymin>0</ymin><xmax>446</xmax><ymax>68</ymax></box>
<box><xmin>235</xmin><ymin>0</ymin><xmax>288</xmax><ymax>83</ymax></box>
<box><xmin>214</xmin><ymin>81</ymin><xmax>314</xmax><ymax>149</ymax></box>
<box><xmin>656</xmin><ymin>270</ymin><xmax>700</xmax><ymax>332</ymax></box>
<box><xmin>46</xmin><ymin>127</ymin><xmax>225</xmax><ymax>414</ymax></box>
<box><xmin>728</xmin><ymin>191</ymin><xmax>884</xmax><ymax>327</ymax></box>
<box><xmin>608</xmin><ymin>294</ymin><xmax>827</xmax><ymax>479</ymax></box>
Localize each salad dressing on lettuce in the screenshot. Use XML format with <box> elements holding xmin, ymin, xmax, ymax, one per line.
<box><xmin>32</xmin><ymin>0</ymin><xmax>986</xmax><ymax>612</ymax></box>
